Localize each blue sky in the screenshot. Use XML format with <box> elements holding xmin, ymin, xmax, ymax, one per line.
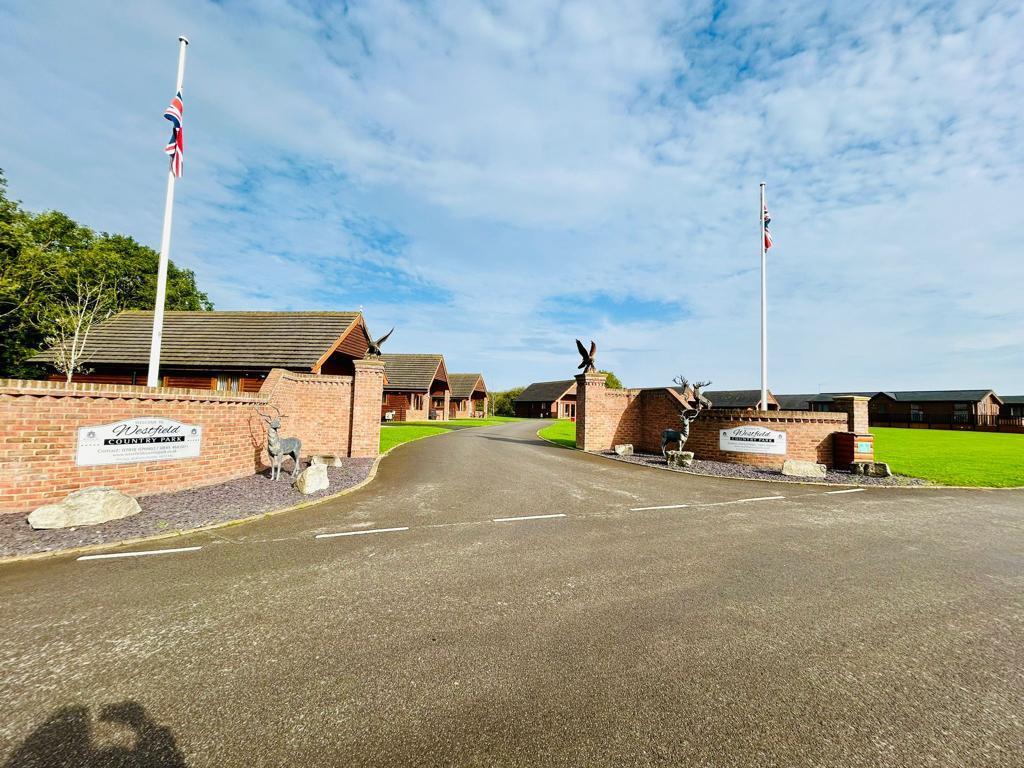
<box><xmin>1</xmin><ymin>0</ymin><xmax>1022</xmax><ymax>392</ymax></box>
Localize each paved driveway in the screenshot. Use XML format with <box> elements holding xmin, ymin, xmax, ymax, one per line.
<box><xmin>1</xmin><ymin>420</ymin><xmax>1021</xmax><ymax>766</ymax></box>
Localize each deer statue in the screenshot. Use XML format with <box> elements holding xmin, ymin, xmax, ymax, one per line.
<box><xmin>258</xmin><ymin>405</ymin><xmax>303</xmax><ymax>480</ymax></box>
<box><xmin>661</xmin><ymin>377</ymin><xmax>713</xmax><ymax>457</ymax></box>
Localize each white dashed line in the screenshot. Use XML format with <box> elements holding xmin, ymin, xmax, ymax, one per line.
<box><xmin>630</xmin><ymin>503</ymin><xmax>690</xmax><ymax>511</ymax></box>
<box><xmin>734</xmin><ymin>496</ymin><xmax>786</xmax><ymax>503</ymax></box>
<box><xmin>824</xmin><ymin>488</ymin><xmax>866</xmax><ymax>495</ymax></box>
<box><xmin>493</xmin><ymin>513</ymin><xmax>567</xmax><ymax>523</ymax></box>
<box><xmin>316</xmin><ymin>527</ymin><xmax>409</xmax><ymax>540</ymax></box>
<box><xmin>77</xmin><ymin>546</ymin><xmax>202</xmax><ymax>562</ymax></box>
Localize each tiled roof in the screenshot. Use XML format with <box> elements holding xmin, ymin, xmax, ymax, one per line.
<box><xmin>777</xmin><ymin>392</ymin><xmax>879</xmax><ymax>408</ymax></box>
<box><xmin>883</xmin><ymin>389</ymin><xmax>999</xmax><ymax>403</ymax></box>
<box><xmin>449</xmin><ymin>373</ymin><xmax>486</xmax><ymax>399</ymax></box>
<box><xmin>702</xmin><ymin>389</ymin><xmax>779</xmax><ymax>408</ymax></box>
<box><xmin>30</xmin><ymin>311</ymin><xmax>362</xmax><ymax>370</ymax></box>
<box><xmin>514</xmin><ymin>380</ymin><xmax>575</xmax><ymax>403</ymax></box>
<box><xmin>1001</xmin><ymin>395</ymin><xmax>1024</xmax><ymax>404</ymax></box>
<box><xmin>775</xmin><ymin>393</ymin><xmax>817</xmax><ymax>410</ymax></box>
<box><xmin>380</xmin><ymin>354</ymin><xmax>446</xmax><ymax>391</ymax></box>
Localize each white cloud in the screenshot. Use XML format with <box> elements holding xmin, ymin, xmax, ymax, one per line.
<box><xmin>0</xmin><ymin>0</ymin><xmax>1022</xmax><ymax>391</ymax></box>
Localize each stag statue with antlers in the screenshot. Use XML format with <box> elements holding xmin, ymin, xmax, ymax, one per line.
<box><xmin>661</xmin><ymin>376</ymin><xmax>713</xmax><ymax>457</ymax></box>
<box><xmin>258</xmin><ymin>406</ymin><xmax>303</xmax><ymax>480</ymax></box>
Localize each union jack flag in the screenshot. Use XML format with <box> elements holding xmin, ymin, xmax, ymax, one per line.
<box><xmin>763</xmin><ymin>205</ymin><xmax>773</xmax><ymax>250</ymax></box>
<box><xmin>163</xmin><ymin>91</ymin><xmax>184</xmax><ymax>177</ymax></box>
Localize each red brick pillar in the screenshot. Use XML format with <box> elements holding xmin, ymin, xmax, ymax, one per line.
<box><xmin>575</xmin><ymin>372</ymin><xmax>607</xmax><ymax>451</ymax></box>
<box><xmin>832</xmin><ymin>395</ymin><xmax>874</xmax><ymax>465</ymax></box>
<box><xmin>833</xmin><ymin>395</ymin><xmax>870</xmax><ymax>434</ymax></box>
<box><xmin>350</xmin><ymin>359</ymin><xmax>386</xmax><ymax>457</ymax></box>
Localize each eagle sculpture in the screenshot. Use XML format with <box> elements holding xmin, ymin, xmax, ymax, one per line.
<box><xmin>575</xmin><ymin>338</ymin><xmax>597</xmax><ymax>373</ymax></box>
<box><xmin>364</xmin><ymin>326</ymin><xmax>394</xmax><ymax>358</ymax></box>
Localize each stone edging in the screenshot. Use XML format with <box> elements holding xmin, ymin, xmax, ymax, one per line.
<box><xmin>0</xmin><ymin>421</ymin><xmax>504</xmax><ymax>566</ymax></box>
<box><xmin>535</xmin><ymin>427</ymin><xmax>1024</xmax><ymax>491</ymax></box>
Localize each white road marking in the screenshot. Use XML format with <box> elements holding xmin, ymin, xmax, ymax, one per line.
<box><xmin>492</xmin><ymin>513</ymin><xmax>567</xmax><ymax>523</ymax></box>
<box><xmin>734</xmin><ymin>495</ymin><xmax>786</xmax><ymax>503</ymax></box>
<box><xmin>824</xmin><ymin>488</ymin><xmax>866</xmax><ymax>495</ymax></box>
<box><xmin>316</xmin><ymin>527</ymin><xmax>409</xmax><ymax>539</ymax></box>
<box><xmin>77</xmin><ymin>546</ymin><xmax>202</xmax><ymax>561</ymax></box>
<box><xmin>630</xmin><ymin>503</ymin><xmax>690</xmax><ymax>511</ymax></box>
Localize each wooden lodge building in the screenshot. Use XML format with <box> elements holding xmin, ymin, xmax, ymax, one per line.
<box><xmin>379</xmin><ymin>353</ymin><xmax>451</xmax><ymax>421</ymax></box>
<box><xmin>514</xmin><ymin>380</ymin><xmax>577</xmax><ymax>419</ymax></box>
<box><xmin>1002</xmin><ymin>396</ymin><xmax>1024</xmax><ymax>419</ymax></box>
<box><xmin>776</xmin><ymin>389</ymin><xmax>1017</xmax><ymax>431</ymax></box>
<box><xmin>30</xmin><ymin>310</ymin><xmax>373</xmax><ymax>390</ymax></box>
<box><xmin>868</xmin><ymin>390</ymin><xmax>1003</xmax><ymax>428</ymax></box>
<box><xmin>448</xmin><ymin>373</ymin><xmax>488</xmax><ymax>418</ymax></box>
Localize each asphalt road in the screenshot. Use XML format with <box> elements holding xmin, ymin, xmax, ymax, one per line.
<box><xmin>1</xmin><ymin>420</ymin><xmax>1022</xmax><ymax>767</ymax></box>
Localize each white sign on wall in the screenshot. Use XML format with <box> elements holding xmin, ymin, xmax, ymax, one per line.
<box><xmin>76</xmin><ymin>417</ymin><xmax>202</xmax><ymax>467</ymax></box>
<box><xmin>719</xmin><ymin>425</ymin><xmax>787</xmax><ymax>455</ymax></box>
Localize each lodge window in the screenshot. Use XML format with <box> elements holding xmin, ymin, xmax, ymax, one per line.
<box><xmin>910</xmin><ymin>404</ymin><xmax>923</xmax><ymax>422</ymax></box>
<box><xmin>1010</xmin><ymin>405</ymin><xmax>1024</xmax><ymax>417</ymax></box>
<box><xmin>953</xmin><ymin>403</ymin><xmax>970</xmax><ymax>423</ymax></box>
<box><xmin>216</xmin><ymin>375</ymin><xmax>241</xmax><ymax>392</ymax></box>
<box><xmin>413</xmin><ymin>394</ymin><xmax>424</xmax><ymax>410</ymax></box>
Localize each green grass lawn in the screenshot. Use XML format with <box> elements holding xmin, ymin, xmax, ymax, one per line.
<box><xmin>538</xmin><ymin>419</ymin><xmax>576</xmax><ymax>449</ymax></box>
<box><xmin>380</xmin><ymin>417</ymin><xmax>523</xmax><ymax>453</ymax></box>
<box><xmin>871</xmin><ymin>427</ymin><xmax>1024</xmax><ymax>487</ymax></box>
<box><xmin>535</xmin><ymin>421</ymin><xmax>1022</xmax><ymax>487</ymax></box>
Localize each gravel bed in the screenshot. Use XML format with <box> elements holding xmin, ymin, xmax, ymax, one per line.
<box><xmin>602</xmin><ymin>451</ymin><xmax>926</xmax><ymax>486</ymax></box>
<box><xmin>0</xmin><ymin>460</ymin><xmax>375</xmax><ymax>559</ymax></box>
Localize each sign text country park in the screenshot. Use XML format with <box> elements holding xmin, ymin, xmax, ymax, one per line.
<box><xmin>76</xmin><ymin>417</ymin><xmax>202</xmax><ymax>466</ymax></box>
<box><xmin>719</xmin><ymin>425</ymin><xmax>787</xmax><ymax>455</ymax></box>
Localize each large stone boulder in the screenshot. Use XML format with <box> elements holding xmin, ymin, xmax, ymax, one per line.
<box><xmin>852</xmin><ymin>461</ymin><xmax>892</xmax><ymax>478</ymax></box>
<box><xmin>613</xmin><ymin>444</ymin><xmax>634</xmax><ymax>457</ymax></box>
<box><xmin>782</xmin><ymin>459</ymin><xmax>827</xmax><ymax>478</ymax></box>
<box><xmin>666</xmin><ymin>450</ymin><xmax>694</xmax><ymax>469</ymax></box>
<box><xmin>293</xmin><ymin>463</ymin><xmax>329</xmax><ymax>495</ymax></box>
<box><xmin>28</xmin><ymin>487</ymin><xmax>141</xmax><ymax>530</ymax></box>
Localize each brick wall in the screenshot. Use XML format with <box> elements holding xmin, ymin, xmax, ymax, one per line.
<box><xmin>686</xmin><ymin>410</ymin><xmax>846</xmax><ymax>468</ymax></box>
<box><xmin>260</xmin><ymin>369</ymin><xmax>352</xmax><ymax>458</ymax></box>
<box><xmin>0</xmin><ymin>379</ymin><xmax>268</xmax><ymax>513</ymax></box>
<box><xmin>577</xmin><ymin>376</ymin><xmax>851</xmax><ymax>468</ymax></box>
<box><xmin>0</xmin><ymin>365</ymin><xmax>384</xmax><ymax>513</ymax></box>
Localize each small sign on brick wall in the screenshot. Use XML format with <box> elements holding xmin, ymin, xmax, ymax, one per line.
<box><xmin>719</xmin><ymin>425</ymin><xmax>787</xmax><ymax>455</ymax></box>
<box><xmin>76</xmin><ymin>417</ymin><xmax>202</xmax><ymax>466</ymax></box>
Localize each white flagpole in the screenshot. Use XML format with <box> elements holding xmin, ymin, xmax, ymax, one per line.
<box><xmin>759</xmin><ymin>181</ymin><xmax>768</xmax><ymax>411</ymax></box>
<box><xmin>146</xmin><ymin>35</ymin><xmax>189</xmax><ymax>387</ymax></box>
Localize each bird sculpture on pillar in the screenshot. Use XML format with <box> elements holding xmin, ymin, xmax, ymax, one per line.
<box><xmin>364</xmin><ymin>326</ymin><xmax>394</xmax><ymax>358</ymax></box>
<box><xmin>575</xmin><ymin>339</ymin><xmax>597</xmax><ymax>373</ymax></box>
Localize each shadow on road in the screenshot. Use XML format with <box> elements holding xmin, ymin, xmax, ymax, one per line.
<box><xmin>477</xmin><ymin>434</ymin><xmax>544</xmax><ymax>445</ymax></box>
<box><xmin>4</xmin><ymin>701</ymin><xmax>186</xmax><ymax>768</ymax></box>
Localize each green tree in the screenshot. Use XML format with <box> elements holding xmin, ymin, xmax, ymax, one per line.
<box><xmin>599</xmin><ymin>370</ymin><xmax>623</xmax><ymax>388</ymax></box>
<box><xmin>0</xmin><ymin>170</ymin><xmax>213</xmax><ymax>378</ymax></box>
<box><xmin>491</xmin><ymin>387</ymin><xmax>525</xmax><ymax>416</ymax></box>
